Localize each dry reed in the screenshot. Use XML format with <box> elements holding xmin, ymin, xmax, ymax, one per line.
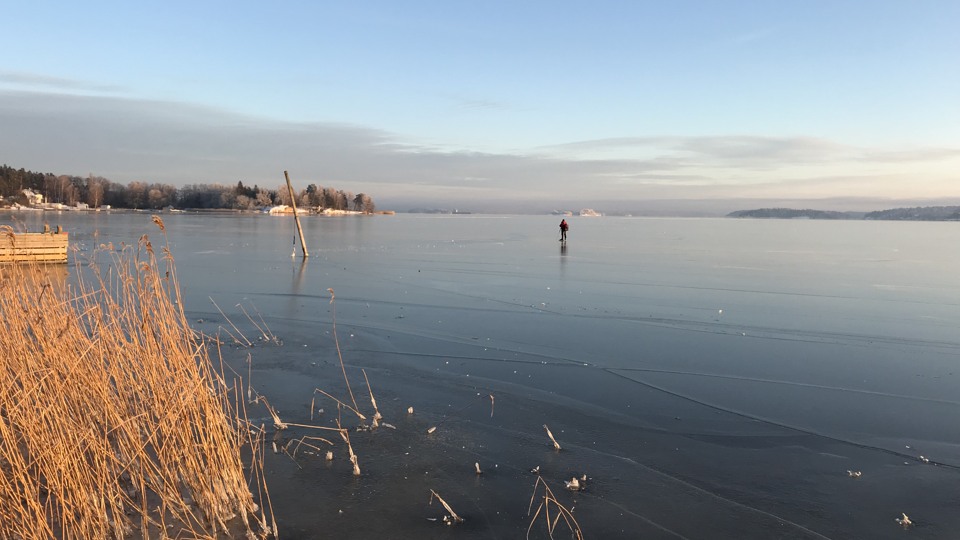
<box><xmin>543</xmin><ymin>424</ymin><xmax>562</xmax><ymax>451</ymax></box>
<box><xmin>527</xmin><ymin>477</ymin><xmax>584</xmax><ymax>540</ymax></box>
<box><xmin>428</xmin><ymin>489</ymin><xmax>464</xmax><ymax>525</ymax></box>
<box><xmin>336</xmin><ymin>420</ymin><xmax>361</xmax><ymax>476</ymax></box>
<box><xmin>425</xmin><ymin>392</ymin><xmax>496</xmax><ymax>435</ymax></box>
<box><xmin>210</xmin><ymin>297</ymin><xmax>253</xmax><ymax>347</ymax></box>
<box><xmin>0</xmin><ymin>219</ymin><xmax>272</xmax><ymax>539</ymax></box>
<box><xmin>326</xmin><ymin>289</ymin><xmax>362</xmax><ymax>419</ymax></box>
<box><xmin>361</xmin><ymin>369</ymin><xmax>382</xmax><ymax>428</ymax></box>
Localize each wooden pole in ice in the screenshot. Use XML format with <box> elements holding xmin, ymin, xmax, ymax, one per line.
<box><xmin>284</xmin><ymin>170</ymin><xmax>310</xmax><ymax>257</ymax></box>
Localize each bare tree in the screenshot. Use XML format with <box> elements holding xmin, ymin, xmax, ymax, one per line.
<box><xmin>276</xmin><ymin>183</ymin><xmax>292</xmax><ymax>206</ymax></box>
<box><xmin>86</xmin><ymin>175</ymin><xmax>105</xmax><ymax>208</ymax></box>
<box><xmin>353</xmin><ymin>193</ymin><xmax>375</xmax><ymax>213</ymax></box>
<box><xmin>126</xmin><ymin>181</ymin><xmax>148</xmax><ymax>209</ymax></box>
<box><xmin>298</xmin><ymin>190</ymin><xmax>312</xmax><ymax>209</ymax></box>
<box><xmin>235</xmin><ymin>194</ymin><xmax>253</xmax><ymax>210</ymax></box>
<box><xmin>46</xmin><ymin>175</ymin><xmax>74</xmax><ymax>204</ymax></box>
<box><xmin>255</xmin><ymin>188</ymin><xmax>273</xmax><ymax>208</ymax></box>
<box><xmin>218</xmin><ymin>186</ymin><xmax>237</xmax><ymax>209</ymax></box>
<box><xmin>147</xmin><ymin>188</ymin><xmax>165</xmax><ymax>209</ymax></box>
<box><xmin>305</xmin><ymin>184</ymin><xmax>323</xmax><ymax>207</ymax></box>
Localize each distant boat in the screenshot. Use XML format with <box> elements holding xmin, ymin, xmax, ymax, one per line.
<box><xmin>0</xmin><ymin>228</ymin><xmax>69</xmax><ymax>264</ymax></box>
<box><xmin>579</xmin><ymin>208</ymin><xmax>602</xmax><ymax>217</ymax></box>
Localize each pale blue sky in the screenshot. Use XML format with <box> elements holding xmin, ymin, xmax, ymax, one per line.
<box><xmin>2</xmin><ymin>1</ymin><xmax>958</xmax><ymax>211</ymax></box>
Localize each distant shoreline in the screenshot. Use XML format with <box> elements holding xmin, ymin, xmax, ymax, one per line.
<box><xmin>4</xmin><ymin>204</ymin><xmax>959</xmax><ymax>222</ymax></box>
<box><xmin>0</xmin><ymin>206</ymin><xmax>395</xmax><ymax>216</ymax></box>
<box><xmin>728</xmin><ymin>205</ymin><xmax>960</xmax><ymax>222</ymax></box>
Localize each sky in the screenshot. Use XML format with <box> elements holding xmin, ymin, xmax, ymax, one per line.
<box><xmin>1</xmin><ymin>1</ymin><xmax>959</xmax><ymax>212</ymax></box>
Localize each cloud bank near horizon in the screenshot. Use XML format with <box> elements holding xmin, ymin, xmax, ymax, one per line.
<box><xmin>2</xmin><ymin>89</ymin><xmax>958</xmax><ymax>207</ymax></box>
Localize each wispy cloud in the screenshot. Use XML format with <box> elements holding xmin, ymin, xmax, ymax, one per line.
<box><xmin>541</xmin><ymin>136</ymin><xmax>960</xmax><ymax>168</ymax></box>
<box><xmin>676</xmin><ymin>136</ymin><xmax>845</xmax><ymax>163</ymax></box>
<box><xmin>455</xmin><ymin>97</ymin><xmax>508</xmax><ymax>111</ymax></box>
<box><xmin>542</xmin><ymin>135</ymin><xmax>847</xmax><ymax>163</ymax></box>
<box><xmin>861</xmin><ymin>147</ymin><xmax>960</xmax><ymax>163</ymax></box>
<box><xmin>1</xmin><ymin>90</ymin><xmax>957</xmax><ymax>207</ymax></box>
<box><xmin>609</xmin><ymin>173</ymin><xmax>716</xmax><ymax>186</ymax></box>
<box><xmin>0</xmin><ymin>71</ymin><xmax>124</xmax><ymax>93</ymax></box>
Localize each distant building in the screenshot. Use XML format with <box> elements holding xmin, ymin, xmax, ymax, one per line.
<box><xmin>579</xmin><ymin>208</ymin><xmax>601</xmax><ymax>217</ymax></box>
<box><xmin>22</xmin><ymin>189</ymin><xmax>43</xmax><ymax>205</ymax></box>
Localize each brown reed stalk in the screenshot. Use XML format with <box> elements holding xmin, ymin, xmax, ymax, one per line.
<box><xmin>544</xmin><ymin>424</ymin><xmax>562</xmax><ymax>451</ymax></box>
<box><xmin>0</xmin><ymin>223</ymin><xmax>273</xmax><ymax>539</ymax></box>
<box><xmin>234</xmin><ymin>301</ymin><xmax>279</xmax><ymax>345</ymax></box>
<box><xmin>313</xmin><ymin>388</ymin><xmax>367</xmax><ymax>421</ymax></box>
<box><xmin>526</xmin><ymin>477</ymin><xmax>584</xmax><ymax>540</ymax></box>
<box><xmin>326</xmin><ymin>288</ymin><xmax>363</xmax><ymax>420</ymax></box>
<box><xmin>426</xmin><ymin>392</ymin><xmax>496</xmax><ymax>434</ymax></box>
<box><xmin>289</xmin><ymin>436</ymin><xmax>334</xmax><ymax>459</ymax></box>
<box><xmin>247</xmin><ymin>352</ymin><xmax>255</xmax><ymax>402</ymax></box>
<box><xmin>249</xmin><ymin>302</ymin><xmax>279</xmax><ymax>344</ymax></box>
<box><xmin>210</xmin><ymin>296</ymin><xmax>253</xmax><ymax>347</ymax></box>
<box><xmin>335</xmin><ymin>419</ymin><xmax>361</xmax><ymax>476</ymax></box>
<box><xmin>361</xmin><ymin>368</ymin><xmax>383</xmax><ymax>427</ymax></box>
<box><xmin>429</xmin><ymin>489</ymin><xmax>464</xmax><ymax>524</ymax></box>
<box><xmin>256</xmin><ymin>395</ymin><xmax>290</xmax><ymax>430</ymax></box>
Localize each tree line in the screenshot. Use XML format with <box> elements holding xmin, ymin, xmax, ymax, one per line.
<box><xmin>728</xmin><ymin>205</ymin><xmax>960</xmax><ymax>221</ymax></box>
<box><xmin>0</xmin><ymin>165</ymin><xmax>376</xmax><ymax>213</ymax></box>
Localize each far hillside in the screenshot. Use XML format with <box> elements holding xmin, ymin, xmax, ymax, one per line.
<box><xmin>864</xmin><ymin>206</ymin><xmax>960</xmax><ymax>221</ymax></box>
<box><xmin>728</xmin><ymin>206</ymin><xmax>960</xmax><ymax>222</ymax></box>
<box><xmin>727</xmin><ymin>208</ymin><xmax>864</xmax><ymax>220</ymax></box>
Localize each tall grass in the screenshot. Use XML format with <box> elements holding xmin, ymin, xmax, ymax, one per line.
<box><xmin>0</xmin><ymin>219</ymin><xmax>272</xmax><ymax>539</ymax></box>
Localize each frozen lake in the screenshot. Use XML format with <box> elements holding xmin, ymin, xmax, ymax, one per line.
<box><xmin>8</xmin><ymin>211</ymin><xmax>960</xmax><ymax>538</ymax></box>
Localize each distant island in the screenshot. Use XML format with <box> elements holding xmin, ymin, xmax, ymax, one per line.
<box><xmin>0</xmin><ymin>164</ymin><xmax>377</xmax><ymax>213</ymax></box>
<box><xmin>728</xmin><ymin>206</ymin><xmax>960</xmax><ymax>222</ymax></box>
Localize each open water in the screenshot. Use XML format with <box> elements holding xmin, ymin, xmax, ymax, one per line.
<box><xmin>6</xmin><ymin>211</ymin><xmax>960</xmax><ymax>539</ymax></box>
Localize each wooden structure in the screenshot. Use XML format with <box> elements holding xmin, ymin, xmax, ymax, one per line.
<box><xmin>284</xmin><ymin>170</ymin><xmax>309</xmax><ymax>257</ymax></box>
<box><xmin>0</xmin><ymin>229</ymin><xmax>69</xmax><ymax>264</ymax></box>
